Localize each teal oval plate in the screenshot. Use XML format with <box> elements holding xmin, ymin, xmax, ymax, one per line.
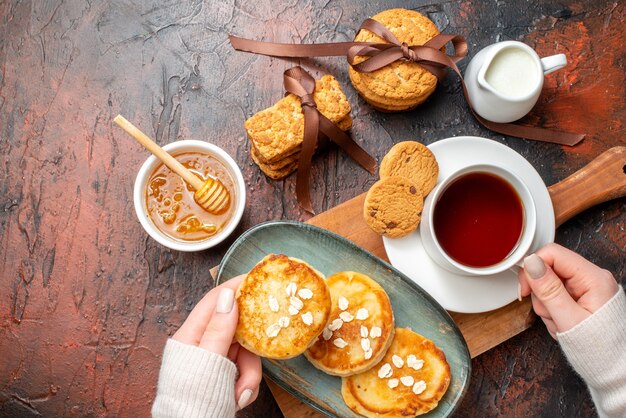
<box><xmin>217</xmin><ymin>221</ymin><xmax>471</xmax><ymax>417</ymax></box>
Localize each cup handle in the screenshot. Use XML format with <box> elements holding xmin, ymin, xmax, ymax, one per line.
<box><xmin>512</xmin><ymin>260</ymin><xmax>525</xmax><ymax>301</ymax></box>
<box><xmin>540</xmin><ymin>54</ymin><xmax>567</xmax><ymax>75</ymax></box>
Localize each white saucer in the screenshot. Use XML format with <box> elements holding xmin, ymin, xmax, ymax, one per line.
<box><xmin>383</xmin><ymin>136</ymin><xmax>555</xmax><ymax>313</ymax></box>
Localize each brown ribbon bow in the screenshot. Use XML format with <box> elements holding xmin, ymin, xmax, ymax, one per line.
<box><xmin>284</xmin><ymin>66</ymin><xmax>376</xmax><ymax>213</ymax></box>
<box><xmin>230</xmin><ymin>19</ymin><xmax>585</xmax><ymax>147</ymax></box>
<box><xmin>346</xmin><ymin>19</ymin><xmax>468</xmax><ymax>78</ymax></box>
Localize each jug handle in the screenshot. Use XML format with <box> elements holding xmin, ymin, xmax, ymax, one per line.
<box><xmin>541</xmin><ymin>54</ymin><xmax>567</xmax><ymax>75</ymax></box>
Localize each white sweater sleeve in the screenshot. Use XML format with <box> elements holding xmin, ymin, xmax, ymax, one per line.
<box><xmin>152</xmin><ymin>339</ymin><xmax>238</xmax><ymax>418</ymax></box>
<box><xmin>556</xmin><ymin>287</ymin><xmax>626</xmax><ymax>418</ymax></box>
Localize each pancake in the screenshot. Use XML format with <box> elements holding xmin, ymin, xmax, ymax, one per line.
<box><xmin>304</xmin><ymin>271</ymin><xmax>394</xmax><ymax>376</ymax></box>
<box><xmin>342</xmin><ymin>328</ymin><xmax>451</xmax><ymax>417</ymax></box>
<box><xmin>235</xmin><ymin>254</ymin><xmax>332</xmax><ymax>359</ymax></box>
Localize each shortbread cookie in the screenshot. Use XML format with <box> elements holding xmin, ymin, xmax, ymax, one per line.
<box><xmin>245</xmin><ymin>75</ymin><xmax>351</xmax><ymax>163</ymax></box>
<box><xmin>342</xmin><ymin>328</ymin><xmax>451</xmax><ymax>417</ymax></box>
<box><xmin>235</xmin><ymin>254</ymin><xmax>332</xmax><ymax>359</ymax></box>
<box><xmin>251</xmin><ymin>114</ymin><xmax>352</xmax><ymax>169</ymax></box>
<box><xmin>305</xmin><ymin>271</ymin><xmax>394</xmax><ymax>376</ymax></box>
<box><xmin>250</xmin><ymin>149</ymin><xmax>298</xmax><ymax>180</ymax></box>
<box><xmin>251</xmin><ymin>146</ymin><xmax>300</xmax><ymax>171</ymax></box>
<box><xmin>251</xmin><ymin>142</ymin><xmax>302</xmax><ymax>165</ymax></box>
<box><xmin>249</xmin><ymin>117</ymin><xmax>354</xmax><ymax>180</ymax></box>
<box><xmin>336</xmin><ymin>114</ymin><xmax>353</xmax><ymax>131</ymax></box>
<box><xmin>364</xmin><ymin>176</ymin><xmax>424</xmax><ymax>238</ymax></box>
<box><xmin>380</xmin><ymin>141</ymin><xmax>439</xmax><ymax>197</ymax></box>
<box><xmin>348</xmin><ymin>9</ymin><xmax>440</xmax><ymax>112</ymax></box>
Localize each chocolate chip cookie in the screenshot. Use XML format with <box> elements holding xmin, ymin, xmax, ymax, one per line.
<box><xmin>363</xmin><ymin>176</ymin><xmax>424</xmax><ymax>238</ymax></box>
<box><xmin>379</xmin><ymin>141</ymin><xmax>439</xmax><ymax>197</ymax></box>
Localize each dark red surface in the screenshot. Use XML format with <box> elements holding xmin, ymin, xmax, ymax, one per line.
<box><xmin>0</xmin><ymin>1</ymin><xmax>624</xmax><ymax>417</ymax></box>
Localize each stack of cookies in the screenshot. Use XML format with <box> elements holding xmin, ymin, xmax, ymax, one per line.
<box><xmin>364</xmin><ymin>141</ymin><xmax>439</xmax><ymax>238</ymax></box>
<box><xmin>349</xmin><ymin>9</ymin><xmax>441</xmax><ymax>112</ymax></box>
<box><xmin>245</xmin><ymin>75</ymin><xmax>353</xmax><ymax>180</ymax></box>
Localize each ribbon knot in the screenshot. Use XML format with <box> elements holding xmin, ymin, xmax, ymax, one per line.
<box><xmin>400</xmin><ymin>42</ymin><xmax>416</xmax><ymax>61</ymax></box>
<box><xmin>300</xmin><ymin>93</ymin><xmax>317</xmax><ymax>109</ymax></box>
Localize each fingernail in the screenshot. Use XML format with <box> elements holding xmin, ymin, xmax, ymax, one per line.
<box><xmin>517</xmin><ymin>282</ymin><xmax>522</xmax><ymax>302</ymax></box>
<box><xmin>238</xmin><ymin>388</ymin><xmax>253</xmax><ymax>409</ymax></box>
<box><xmin>216</xmin><ymin>288</ymin><xmax>234</xmax><ymax>313</ymax></box>
<box><xmin>524</xmin><ymin>254</ymin><xmax>546</xmax><ymax>279</ymax></box>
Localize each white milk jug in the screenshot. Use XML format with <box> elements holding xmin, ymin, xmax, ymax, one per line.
<box><xmin>464</xmin><ymin>41</ymin><xmax>567</xmax><ymax>123</ymax></box>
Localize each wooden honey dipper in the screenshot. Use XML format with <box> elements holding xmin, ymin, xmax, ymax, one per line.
<box><xmin>114</xmin><ymin>115</ymin><xmax>230</xmax><ymax>215</ymax></box>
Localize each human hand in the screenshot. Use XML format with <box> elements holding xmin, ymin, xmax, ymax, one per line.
<box><xmin>172</xmin><ymin>275</ymin><xmax>261</xmax><ymax>410</ymax></box>
<box><xmin>518</xmin><ymin>243</ymin><xmax>619</xmax><ymax>339</ymax></box>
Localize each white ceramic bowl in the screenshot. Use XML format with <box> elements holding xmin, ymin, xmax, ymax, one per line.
<box><xmin>133</xmin><ymin>140</ymin><xmax>246</xmax><ymax>251</ymax></box>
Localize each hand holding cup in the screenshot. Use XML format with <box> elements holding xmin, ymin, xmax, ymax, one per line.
<box><xmin>518</xmin><ymin>243</ymin><xmax>619</xmax><ymax>338</ymax></box>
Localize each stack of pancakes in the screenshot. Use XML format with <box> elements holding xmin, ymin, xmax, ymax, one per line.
<box><xmin>244</xmin><ymin>75</ymin><xmax>353</xmax><ymax>180</ymax></box>
<box><xmin>235</xmin><ymin>255</ymin><xmax>451</xmax><ymax>417</ymax></box>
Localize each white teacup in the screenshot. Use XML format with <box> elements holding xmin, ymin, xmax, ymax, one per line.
<box><xmin>420</xmin><ymin>164</ymin><xmax>536</xmax><ymax>276</ymax></box>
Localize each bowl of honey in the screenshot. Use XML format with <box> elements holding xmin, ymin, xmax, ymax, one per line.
<box><xmin>133</xmin><ymin>140</ymin><xmax>246</xmax><ymax>251</ymax></box>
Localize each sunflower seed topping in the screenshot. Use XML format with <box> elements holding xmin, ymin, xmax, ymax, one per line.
<box><xmin>328</xmin><ymin>318</ymin><xmax>343</xmax><ymax>331</ymax></box>
<box><xmin>360</xmin><ymin>325</ymin><xmax>369</xmax><ymax>338</ymax></box>
<box><xmin>361</xmin><ymin>338</ymin><xmax>371</xmax><ymax>352</ymax></box>
<box><xmin>369</xmin><ymin>326</ymin><xmax>382</xmax><ymax>338</ymax></box>
<box><xmin>400</xmin><ymin>376</ymin><xmax>415</xmax><ymax>387</ymax></box>
<box><xmin>322</xmin><ymin>328</ymin><xmax>333</xmax><ymax>340</ymax></box>
<box><xmin>285</xmin><ymin>282</ymin><xmax>297</xmax><ymax>297</ymax></box>
<box><xmin>378</xmin><ymin>363</ymin><xmax>393</xmax><ymax>379</ymax></box>
<box><xmin>266</xmin><ymin>323</ymin><xmax>281</xmax><ymax>338</ymax></box>
<box><xmin>407</xmin><ymin>355</ymin><xmax>424</xmax><ymax>370</ymax></box>
<box><xmin>339</xmin><ymin>311</ymin><xmax>354</xmax><ymax>322</ymax></box>
<box><xmin>268</xmin><ymin>295</ymin><xmax>279</xmax><ymax>312</ymax></box>
<box><xmin>355</xmin><ymin>308</ymin><xmax>369</xmax><ymax>320</ymax></box>
<box><xmin>392</xmin><ymin>355</ymin><xmax>404</xmax><ymax>368</ymax></box>
<box><xmin>412</xmin><ymin>380</ymin><xmax>427</xmax><ymax>395</ymax></box>
<box><xmin>301</xmin><ymin>312</ymin><xmax>313</xmax><ymax>326</ymax></box>
<box><xmin>333</xmin><ymin>338</ymin><xmax>348</xmax><ymax>349</ymax></box>
<box><xmin>290</xmin><ymin>296</ymin><xmax>304</xmax><ymax>310</ymax></box>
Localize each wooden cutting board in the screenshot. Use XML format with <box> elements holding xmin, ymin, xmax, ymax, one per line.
<box><xmin>260</xmin><ymin>146</ymin><xmax>626</xmax><ymax>418</ymax></box>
